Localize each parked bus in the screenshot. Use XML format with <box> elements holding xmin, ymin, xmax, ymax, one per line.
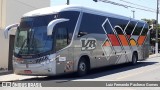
<box><xmin>4</xmin><ymin>5</ymin><xmax>150</xmax><ymax>76</ymax></box>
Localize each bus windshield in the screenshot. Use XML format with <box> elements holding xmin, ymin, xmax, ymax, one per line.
<box><xmin>14</xmin><ymin>11</ymin><xmax>80</xmax><ymax>56</ymax></box>
<box><xmin>14</xmin><ymin>15</ymin><xmax>56</xmax><ymax>55</ymax></box>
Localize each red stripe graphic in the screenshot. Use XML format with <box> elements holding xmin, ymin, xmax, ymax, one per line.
<box><xmin>138</xmin><ymin>36</ymin><xmax>146</xmax><ymax>45</ymax></box>
<box><xmin>127</xmin><ymin>35</ymin><xmax>131</xmax><ymax>39</ymax></box>
<box><xmin>118</xmin><ymin>35</ymin><xmax>129</xmax><ymax>46</ymax></box>
<box><xmin>107</xmin><ymin>34</ymin><xmax>120</xmax><ymax>46</ymax></box>
<box><xmin>103</xmin><ymin>40</ymin><xmax>111</xmax><ymax>46</ymax></box>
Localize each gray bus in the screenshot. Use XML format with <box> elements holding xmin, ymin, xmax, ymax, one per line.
<box><xmin>4</xmin><ymin>5</ymin><xmax>150</xmax><ymax>76</ymax></box>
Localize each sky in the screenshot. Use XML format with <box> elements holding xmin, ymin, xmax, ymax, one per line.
<box><xmin>50</xmin><ymin>0</ymin><xmax>159</xmax><ymax>22</ymax></box>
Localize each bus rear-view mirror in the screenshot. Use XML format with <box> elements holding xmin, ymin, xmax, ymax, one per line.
<box><xmin>4</xmin><ymin>23</ymin><xmax>19</xmax><ymax>39</ymax></box>
<box><xmin>47</xmin><ymin>18</ymin><xmax>69</xmax><ymax>35</ymax></box>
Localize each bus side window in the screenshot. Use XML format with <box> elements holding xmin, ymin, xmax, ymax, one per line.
<box><xmin>77</xmin><ymin>13</ymin><xmax>105</xmax><ymax>38</ymax></box>
<box><xmin>55</xmin><ymin>28</ymin><xmax>68</xmax><ymax>51</ymax></box>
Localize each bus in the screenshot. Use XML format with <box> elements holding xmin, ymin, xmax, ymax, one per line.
<box><xmin>4</xmin><ymin>5</ymin><xmax>150</xmax><ymax>76</ymax></box>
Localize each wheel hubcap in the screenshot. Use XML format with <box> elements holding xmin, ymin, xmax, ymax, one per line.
<box><xmin>80</xmin><ymin>62</ymin><xmax>86</xmax><ymax>71</ymax></box>
<box><xmin>133</xmin><ymin>55</ymin><xmax>137</xmax><ymax>63</ymax></box>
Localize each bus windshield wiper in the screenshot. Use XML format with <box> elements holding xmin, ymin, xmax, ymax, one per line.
<box><xmin>28</xmin><ymin>29</ymin><xmax>36</xmax><ymax>54</ymax></box>
<box><xmin>18</xmin><ymin>39</ymin><xmax>27</xmax><ymax>55</ymax></box>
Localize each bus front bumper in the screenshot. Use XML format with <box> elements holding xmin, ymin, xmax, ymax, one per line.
<box><xmin>13</xmin><ymin>61</ymin><xmax>56</xmax><ymax>76</ymax></box>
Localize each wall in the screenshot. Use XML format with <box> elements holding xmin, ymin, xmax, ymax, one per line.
<box><xmin>0</xmin><ymin>0</ymin><xmax>7</xmax><ymax>29</ymax></box>
<box><xmin>0</xmin><ymin>0</ymin><xmax>1</xmax><ymax>28</ymax></box>
<box><xmin>0</xmin><ymin>0</ymin><xmax>50</xmax><ymax>69</ymax></box>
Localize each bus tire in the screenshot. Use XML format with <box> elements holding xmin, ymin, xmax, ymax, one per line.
<box><xmin>77</xmin><ymin>57</ymin><xmax>88</xmax><ymax>77</ymax></box>
<box><xmin>131</xmin><ymin>53</ymin><xmax>138</xmax><ymax>65</ymax></box>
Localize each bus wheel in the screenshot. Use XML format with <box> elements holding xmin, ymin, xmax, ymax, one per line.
<box><xmin>77</xmin><ymin>58</ymin><xmax>88</xmax><ymax>76</ymax></box>
<box><xmin>131</xmin><ymin>53</ymin><xmax>138</xmax><ymax>65</ymax></box>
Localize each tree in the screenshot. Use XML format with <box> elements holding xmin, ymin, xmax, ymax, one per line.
<box><xmin>142</xmin><ymin>18</ymin><xmax>160</xmax><ymax>47</ymax></box>
<box><xmin>141</xmin><ymin>19</ymin><xmax>160</xmax><ymax>30</ymax></box>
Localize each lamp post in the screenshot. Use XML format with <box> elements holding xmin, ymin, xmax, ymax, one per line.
<box><xmin>67</xmin><ymin>0</ymin><xmax>69</xmax><ymax>5</ymax></box>
<box><xmin>131</xmin><ymin>10</ymin><xmax>135</xmax><ymax>19</ymax></box>
<box><xmin>93</xmin><ymin>0</ymin><xmax>98</xmax><ymax>2</ymax></box>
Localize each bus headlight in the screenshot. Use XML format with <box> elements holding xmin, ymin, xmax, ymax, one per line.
<box><xmin>14</xmin><ymin>57</ymin><xmax>24</xmax><ymax>63</ymax></box>
<box><xmin>40</xmin><ymin>59</ymin><xmax>54</xmax><ymax>65</ymax></box>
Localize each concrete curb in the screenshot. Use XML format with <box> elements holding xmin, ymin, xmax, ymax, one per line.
<box><xmin>149</xmin><ymin>54</ymin><xmax>160</xmax><ymax>59</ymax></box>
<box><xmin>0</xmin><ymin>70</ymin><xmax>13</xmax><ymax>76</ymax></box>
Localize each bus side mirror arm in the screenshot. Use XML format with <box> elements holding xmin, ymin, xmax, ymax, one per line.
<box><xmin>4</xmin><ymin>23</ymin><xmax>19</xmax><ymax>39</ymax></box>
<box><xmin>47</xmin><ymin>18</ymin><xmax>69</xmax><ymax>35</ymax></box>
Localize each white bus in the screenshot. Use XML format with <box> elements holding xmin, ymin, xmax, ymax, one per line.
<box><xmin>4</xmin><ymin>5</ymin><xmax>150</xmax><ymax>76</ymax></box>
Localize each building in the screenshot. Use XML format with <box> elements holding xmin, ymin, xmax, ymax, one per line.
<box><xmin>0</xmin><ymin>0</ymin><xmax>50</xmax><ymax>70</ymax></box>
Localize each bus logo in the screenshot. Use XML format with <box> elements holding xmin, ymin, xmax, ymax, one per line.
<box><xmin>81</xmin><ymin>38</ymin><xmax>96</xmax><ymax>51</ymax></box>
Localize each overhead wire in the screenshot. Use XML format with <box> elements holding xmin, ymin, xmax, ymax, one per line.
<box><xmin>119</xmin><ymin>0</ymin><xmax>156</xmax><ymax>11</ymax></box>
<box><xmin>98</xmin><ymin>0</ymin><xmax>157</xmax><ymax>13</ymax></box>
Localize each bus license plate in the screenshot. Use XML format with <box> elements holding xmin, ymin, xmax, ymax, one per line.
<box><xmin>24</xmin><ymin>70</ymin><xmax>32</xmax><ymax>74</ymax></box>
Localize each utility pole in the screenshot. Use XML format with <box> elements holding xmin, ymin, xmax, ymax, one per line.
<box><xmin>155</xmin><ymin>0</ymin><xmax>159</xmax><ymax>54</ymax></box>
<box><xmin>131</xmin><ymin>10</ymin><xmax>135</xmax><ymax>19</ymax></box>
<box><xmin>67</xmin><ymin>0</ymin><xmax>69</xmax><ymax>5</ymax></box>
